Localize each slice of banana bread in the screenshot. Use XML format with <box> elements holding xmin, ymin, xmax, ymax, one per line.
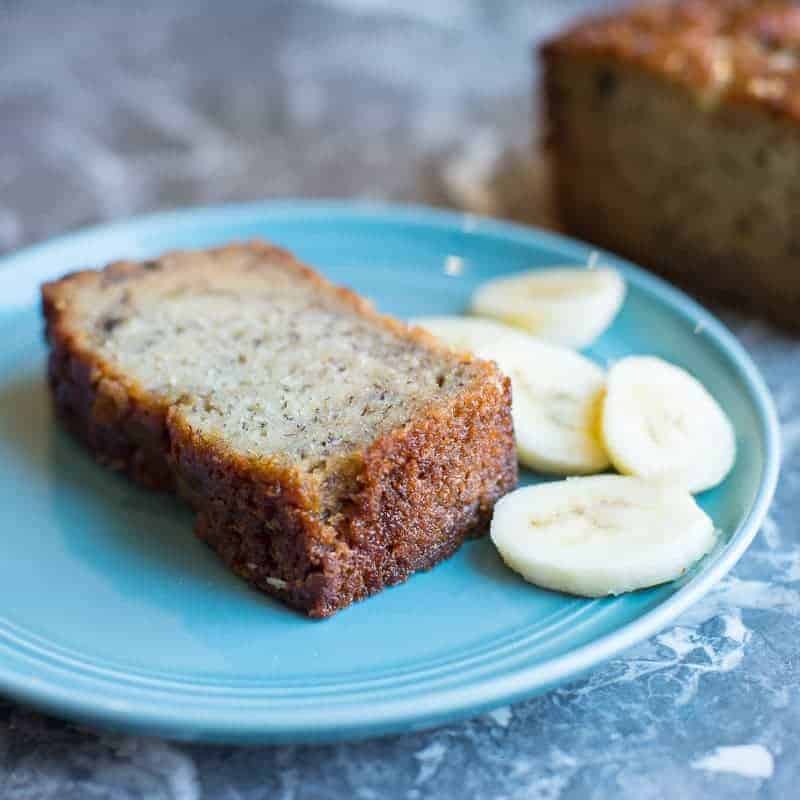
<box><xmin>543</xmin><ymin>0</ymin><xmax>800</xmax><ymax>329</ymax></box>
<box><xmin>42</xmin><ymin>242</ymin><xmax>517</xmax><ymax>617</ymax></box>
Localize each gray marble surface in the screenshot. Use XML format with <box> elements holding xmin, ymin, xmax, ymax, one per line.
<box><xmin>1</xmin><ymin>1</ymin><xmax>798</xmax><ymax>798</ymax></box>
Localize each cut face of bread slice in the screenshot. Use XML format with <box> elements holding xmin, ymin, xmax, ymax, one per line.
<box><xmin>42</xmin><ymin>242</ymin><xmax>517</xmax><ymax>617</ymax></box>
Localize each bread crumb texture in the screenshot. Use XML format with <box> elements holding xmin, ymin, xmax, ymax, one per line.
<box><xmin>42</xmin><ymin>242</ymin><xmax>517</xmax><ymax>616</ymax></box>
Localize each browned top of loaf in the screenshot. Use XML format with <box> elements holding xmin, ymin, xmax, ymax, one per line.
<box><xmin>544</xmin><ymin>0</ymin><xmax>800</xmax><ymax>121</ymax></box>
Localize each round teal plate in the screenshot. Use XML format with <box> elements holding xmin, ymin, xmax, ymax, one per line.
<box><xmin>0</xmin><ymin>203</ymin><xmax>779</xmax><ymax>743</ymax></box>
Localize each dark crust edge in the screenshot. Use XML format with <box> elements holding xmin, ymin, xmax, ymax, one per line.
<box><xmin>41</xmin><ymin>241</ymin><xmax>518</xmax><ymax>617</ymax></box>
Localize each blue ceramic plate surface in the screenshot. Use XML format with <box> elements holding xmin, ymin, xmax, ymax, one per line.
<box><xmin>0</xmin><ymin>203</ymin><xmax>779</xmax><ymax>743</ymax></box>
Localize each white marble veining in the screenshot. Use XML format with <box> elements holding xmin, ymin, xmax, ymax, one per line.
<box><xmin>692</xmin><ymin>745</ymin><xmax>775</xmax><ymax>780</ymax></box>
<box><xmin>1</xmin><ymin>1</ymin><xmax>798</xmax><ymax>798</ymax></box>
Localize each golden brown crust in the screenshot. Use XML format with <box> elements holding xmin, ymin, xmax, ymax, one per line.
<box><xmin>43</xmin><ymin>289</ymin><xmax>175</xmax><ymax>491</ymax></box>
<box><xmin>42</xmin><ymin>241</ymin><xmax>517</xmax><ymax>617</ymax></box>
<box><xmin>339</xmin><ymin>365</ymin><xmax>515</xmax><ymax>613</ymax></box>
<box><xmin>543</xmin><ymin>0</ymin><xmax>800</xmax><ymax>122</ymax></box>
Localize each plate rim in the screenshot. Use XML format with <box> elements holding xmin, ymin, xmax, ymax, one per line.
<box><xmin>0</xmin><ymin>201</ymin><xmax>781</xmax><ymax>743</ymax></box>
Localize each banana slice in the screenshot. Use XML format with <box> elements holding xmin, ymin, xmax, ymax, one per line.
<box><xmin>601</xmin><ymin>356</ymin><xmax>736</xmax><ymax>493</ymax></box>
<box><xmin>410</xmin><ymin>316</ymin><xmax>524</xmax><ymax>355</ymax></box>
<box><xmin>490</xmin><ymin>475</ymin><xmax>716</xmax><ymax>597</ymax></box>
<box><xmin>470</xmin><ymin>266</ymin><xmax>626</xmax><ymax>348</ymax></box>
<box><xmin>412</xmin><ymin>316</ymin><xmax>610</xmax><ymax>475</ymax></box>
<box><xmin>490</xmin><ymin>337</ymin><xmax>609</xmax><ymax>475</ymax></box>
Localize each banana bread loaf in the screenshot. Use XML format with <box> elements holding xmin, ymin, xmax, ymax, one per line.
<box><xmin>42</xmin><ymin>242</ymin><xmax>517</xmax><ymax>617</ymax></box>
<box><xmin>543</xmin><ymin>0</ymin><xmax>800</xmax><ymax>329</ymax></box>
